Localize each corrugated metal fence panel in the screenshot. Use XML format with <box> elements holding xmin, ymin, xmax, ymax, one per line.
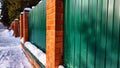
<box><xmin>28</xmin><ymin>0</ymin><xmax>46</xmax><ymax>52</ymax></box>
<box><xmin>64</xmin><ymin>0</ymin><xmax>120</xmax><ymax>68</ymax></box>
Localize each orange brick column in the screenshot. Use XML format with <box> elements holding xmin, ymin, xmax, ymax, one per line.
<box><xmin>14</xmin><ymin>19</ymin><xmax>19</xmax><ymax>37</ymax></box>
<box><xmin>46</xmin><ymin>0</ymin><xmax>64</xmax><ymax>68</ymax></box>
<box><xmin>23</xmin><ymin>9</ymin><xmax>30</xmax><ymax>43</ymax></box>
<box><xmin>20</xmin><ymin>12</ymin><xmax>23</xmax><ymax>39</ymax></box>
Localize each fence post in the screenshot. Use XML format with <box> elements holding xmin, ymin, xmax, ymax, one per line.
<box><xmin>14</xmin><ymin>19</ymin><xmax>19</xmax><ymax>37</ymax></box>
<box><xmin>20</xmin><ymin>12</ymin><xmax>23</xmax><ymax>39</ymax></box>
<box><xmin>23</xmin><ymin>8</ymin><xmax>31</xmax><ymax>43</ymax></box>
<box><xmin>46</xmin><ymin>0</ymin><xmax>64</xmax><ymax>68</ymax></box>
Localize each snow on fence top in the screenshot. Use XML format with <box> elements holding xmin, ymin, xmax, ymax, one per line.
<box><xmin>15</xmin><ymin>19</ymin><xmax>19</xmax><ymax>21</ymax></box>
<box><xmin>20</xmin><ymin>12</ymin><xmax>23</xmax><ymax>15</ymax></box>
<box><xmin>32</xmin><ymin>6</ymin><xmax>35</xmax><ymax>9</ymax></box>
<box><xmin>39</xmin><ymin>0</ymin><xmax>42</xmax><ymax>4</ymax></box>
<box><xmin>24</xmin><ymin>8</ymin><xmax>31</xmax><ymax>12</ymax></box>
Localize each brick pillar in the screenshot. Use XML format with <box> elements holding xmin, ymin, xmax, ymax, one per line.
<box><xmin>20</xmin><ymin>12</ymin><xmax>23</xmax><ymax>39</ymax></box>
<box><xmin>14</xmin><ymin>19</ymin><xmax>19</xmax><ymax>37</ymax></box>
<box><xmin>46</xmin><ymin>0</ymin><xmax>64</xmax><ymax>68</ymax></box>
<box><xmin>23</xmin><ymin>8</ymin><xmax>31</xmax><ymax>43</ymax></box>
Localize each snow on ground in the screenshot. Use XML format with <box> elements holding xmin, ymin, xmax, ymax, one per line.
<box><xmin>0</xmin><ymin>23</ymin><xmax>32</xmax><ymax>68</ymax></box>
<box><xmin>25</xmin><ymin>42</ymin><xmax>46</xmax><ymax>66</ymax></box>
<box><xmin>0</xmin><ymin>46</ymin><xmax>32</xmax><ymax>68</ymax></box>
<box><xmin>24</xmin><ymin>40</ymin><xmax>64</xmax><ymax>68</ymax></box>
<box><xmin>0</xmin><ymin>22</ymin><xmax>7</xmax><ymax>29</ymax></box>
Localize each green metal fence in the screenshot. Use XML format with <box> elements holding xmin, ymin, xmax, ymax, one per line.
<box><xmin>64</xmin><ymin>0</ymin><xmax>120</xmax><ymax>68</ymax></box>
<box><xmin>28</xmin><ymin>0</ymin><xmax>46</xmax><ymax>52</ymax></box>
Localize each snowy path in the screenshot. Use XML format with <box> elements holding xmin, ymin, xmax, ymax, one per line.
<box><xmin>0</xmin><ymin>29</ymin><xmax>32</xmax><ymax>68</ymax></box>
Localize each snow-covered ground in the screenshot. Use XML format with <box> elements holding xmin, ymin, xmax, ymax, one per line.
<box><xmin>0</xmin><ymin>23</ymin><xmax>32</xmax><ymax>68</ymax></box>
<box><xmin>0</xmin><ymin>23</ymin><xmax>7</xmax><ymax>29</ymax></box>
<box><xmin>25</xmin><ymin>42</ymin><xmax>46</xmax><ymax>66</ymax></box>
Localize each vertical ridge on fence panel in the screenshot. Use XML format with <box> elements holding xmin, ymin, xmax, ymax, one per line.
<box><xmin>69</xmin><ymin>0</ymin><xmax>75</xmax><ymax>68</ymax></box>
<box><xmin>28</xmin><ymin>0</ymin><xmax>46</xmax><ymax>52</ymax></box>
<box><xmin>80</xmin><ymin>0</ymin><xmax>88</xmax><ymax>68</ymax></box>
<box><xmin>74</xmin><ymin>0</ymin><xmax>81</xmax><ymax>68</ymax></box>
<box><xmin>106</xmin><ymin>0</ymin><xmax>113</xmax><ymax>68</ymax></box>
<box><xmin>95</xmin><ymin>0</ymin><xmax>105</xmax><ymax>68</ymax></box>
<box><xmin>102</xmin><ymin>0</ymin><xmax>108</xmax><ymax>68</ymax></box>
<box><xmin>119</xmin><ymin>1</ymin><xmax>120</xmax><ymax>66</ymax></box>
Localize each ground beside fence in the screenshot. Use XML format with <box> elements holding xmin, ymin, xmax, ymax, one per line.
<box><xmin>0</xmin><ymin>23</ymin><xmax>32</xmax><ymax>68</ymax></box>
